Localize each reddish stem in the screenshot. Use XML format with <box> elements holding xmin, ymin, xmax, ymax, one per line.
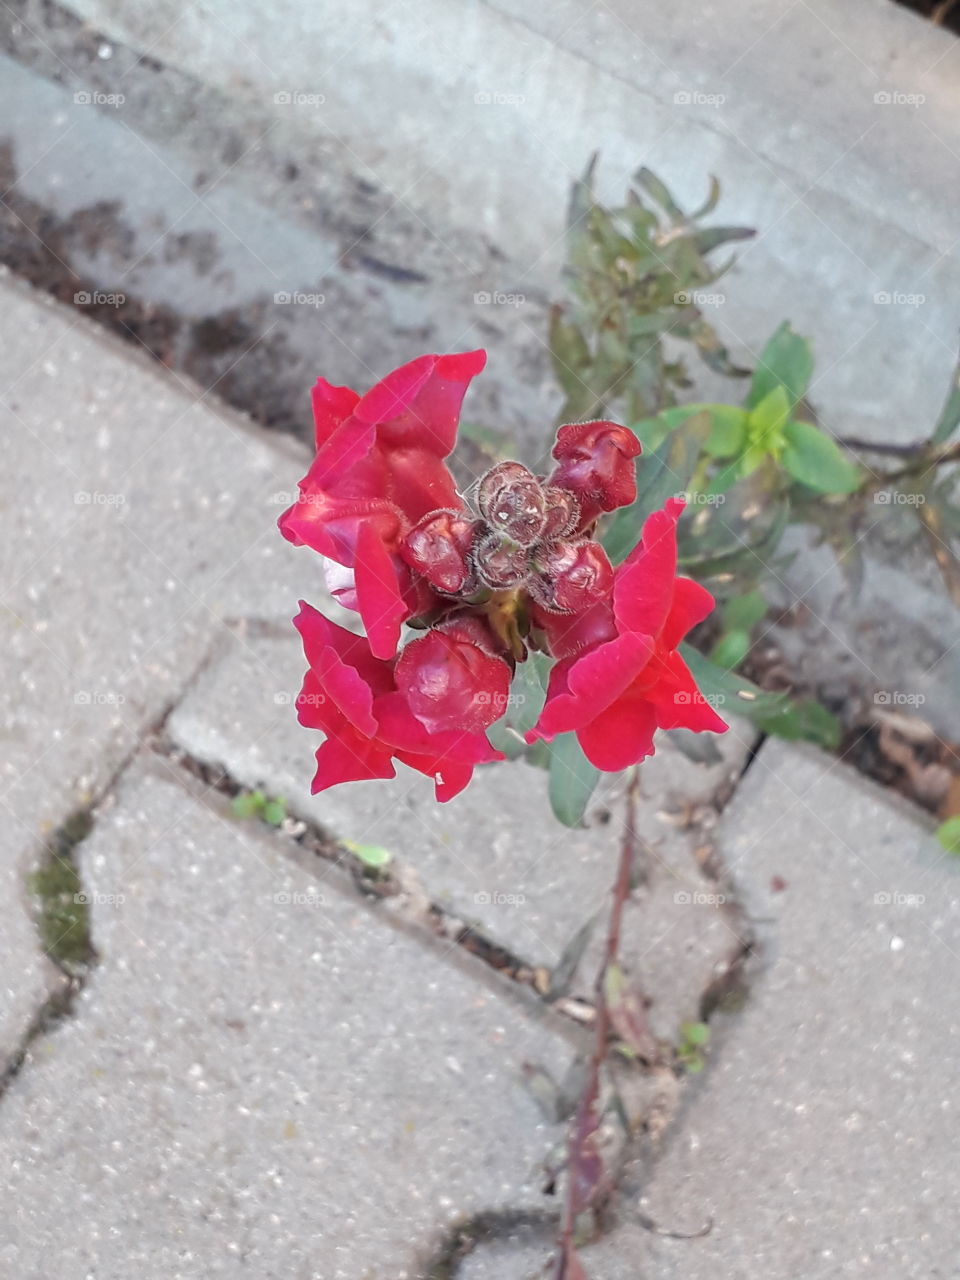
<box><xmin>553</xmin><ymin>765</ymin><xmax>640</xmax><ymax>1278</ymax></box>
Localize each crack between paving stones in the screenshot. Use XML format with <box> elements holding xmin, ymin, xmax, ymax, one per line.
<box><xmin>148</xmin><ymin>733</ymin><xmax>563</xmax><ymax>1008</ymax></box>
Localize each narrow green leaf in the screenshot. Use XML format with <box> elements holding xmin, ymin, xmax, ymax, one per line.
<box><xmin>262</xmin><ymin>798</ymin><xmax>286</xmax><ymax>827</ymax></box>
<box><xmin>680</xmin><ymin>644</ymin><xmax>841</xmax><ymax>749</ymax></box>
<box><xmin>231</xmin><ymin>791</ymin><xmax>264</xmax><ymax>820</ymax></box>
<box><xmin>344</xmin><ymin>840</ymin><xmax>392</xmax><ymax>870</ymax></box>
<box><xmin>747</xmin><ymin>321</ymin><xmax>814</xmax><ymax>410</ymax></box>
<box><xmin>548</xmin><ymin>733</ymin><xmax>601</xmax><ymax>828</ymax></box>
<box><xmin>691</xmin><ymin>225</ymin><xmax>755</xmax><ymax>255</ymax></box>
<box><xmin>931</xmin><ymin>354</ymin><xmax>960</xmax><ymax>445</ymax></box>
<box><xmin>710</xmin><ymin>628</ymin><xmax>751</xmax><ymax>670</ymax></box>
<box><xmin>782</xmin><ymin>419</ymin><xmax>861</xmax><ymax>494</ymax></box>
<box><xmin>936</xmin><ymin>816</ymin><xmax>960</xmax><ymax>855</ymax></box>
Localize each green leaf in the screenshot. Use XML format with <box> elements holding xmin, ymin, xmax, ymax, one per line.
<box><xmin>231</xmin><ymin>791</ymin><xmax>264</xmax><ymax>820</ymax></box>
<box><xmin>936</xmin><ymin>816</ymin><xmax>960</xmax><ymax>855</ymax></box>
<box><xmin>691</xmin><ymin>225</ymin><xmax>755</xmax><ymax>255</ymax></box>
<box><xmin>931</xmin><ymin>354</ymin><xmax>960</xmax><ymax>445</ymax></box>
<box><xmin>781</xmin><ymin>419</ymin><xmax>861</xmax><ymax>494</ymax></box>
<box><xmin>747</xmin><ymin>385</ymin><xmax>791</xmax><ymax>453</ymax></box>
<box><xmin>261</xmin><ymin>798</ymin><xmax>286</xmax><ymax>827</ymax></box>
<box><xmin>633</xmin><ymin>166</ymin><xmax>684</xmax><ymax>220</ymax></box>
<box><xmin>710</xmin><ymin>628</ymin><xmax>751</xmax><ymax>670</ymax></box>
<box><xmin>723</xmin><ymin>589</ymin><xmax>768</xmax><ymax>632</ymax></box>
<box><xmin>548</xmin><ymin>733</ymin><xmax>601</xmax><ymax>828</ymax></box>
<box><xmin>747</xmin><ymin>321</ymin><xmax>813</xmax><ymax>411</ymax></box>
<box><xmin>680</xmin><ymin>644</ymin><xmax>841</xmax><ymax>749</ymax></box>
<box><xmin>681</xmin><ymin>1020</ymin><xmax>710</xmax><ymax>1047</ymax></box>
<box><xmin>344</xmin><ymin>841</ymin><xmax>392</xmax><ymax>870</ymax></box>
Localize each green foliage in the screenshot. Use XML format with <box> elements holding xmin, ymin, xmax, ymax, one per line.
<box><xmin>30</xmin><ymin>810</ymin><xmax>96</xmax><ymax>977</ymax></box>
<box><xmin>231</xmin><ymin>789</ymin><xmax>286</xmax><ymax>826</ymax></box>
<box><xmin>936</xmin><ymin>816</ymin><xmax>960</xmax><ymax>855</ymax></box>
<box><xmin>550</xmin><ymin>158</ymin><xmax>754</xmax><ymax>427</ymax></box>
<box><xmin>548</xmin><ymin>732</ymin><xmax>602</xmax><ymax>828</ymax></box>
<box><xmin>343</xmin><ymin>840</ymin><xmax>393</xmax><ymax>871</ymax></box>
<box><xmin>677</xmin><ymin>1020</ymin><xmax>710</xmax><ymax>1073</ymax></box>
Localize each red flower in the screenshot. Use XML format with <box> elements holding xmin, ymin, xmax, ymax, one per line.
<box><xmin>293</xmin><ymin>602</ymin><xmax>504</xmax><ymax>801</ymax></box>
<box><xmin>279</xmin><ymin>350</ymin><xmax>486</xmax><ymax>659</ymax></box>
<box><xmin>528</xmin><ymin>498</ymin><xmax>727</xmax><ymax>771</ymax></box>
<box><xmin>549</xmin><ymin>420</ymin><xmax>641</xmax><ymax>531</ymax></box>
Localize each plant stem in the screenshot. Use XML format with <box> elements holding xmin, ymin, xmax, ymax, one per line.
<box><xmin>553</xmin><ymin>765</ymin><xmax>641</xmax><ymax>1279</ymax></box>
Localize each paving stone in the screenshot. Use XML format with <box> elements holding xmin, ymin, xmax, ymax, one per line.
<box><xmin>0</xmin><ymin>274</ymin><xmax>314</xmax><ymax>1063</ymax></box>
<box><xmin>0</xmin><ymin>759</ymin><xmax>582</xmax><ymax>1279</ymax></box>
<box><xmin>167</xmin><ymin>627</ymin><xmax>756</xmax><ymax>983</ymax></box>
<box><xmin>570</xmin><ymin>738</ymin><xmax>960</xmax><ymax>1278</ymax></box>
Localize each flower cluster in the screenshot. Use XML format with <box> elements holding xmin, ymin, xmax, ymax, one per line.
<box><xmin>280</xmin><ymin>350</ymin><xmax>726</xmax><ymax>801</ymax></box>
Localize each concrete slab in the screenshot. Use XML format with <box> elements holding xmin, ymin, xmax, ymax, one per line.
<box><xmin>0</xmin><ymin>759</ymin><xmax>580</xmax><ymax>1279</ymax></box>
<box><xmin>574</xmin><ymin>738</ymin><xmax>960</xmax><ymax>1278</ymax></box>
<box><xmin>0</xmin><ymin>274</ymin><xmax>312</xmax><ymax>1062</ymax></box>
<box><xmin>166</xmin><ymin>626</ymin><xmax>755</xmax><ymax>1035</ymax></box>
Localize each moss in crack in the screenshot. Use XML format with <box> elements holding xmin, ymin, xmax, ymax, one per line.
<box><xmin>29</xmin><ymin>809</ymin><xmax>98</xmax><ymax>978</ymax></box>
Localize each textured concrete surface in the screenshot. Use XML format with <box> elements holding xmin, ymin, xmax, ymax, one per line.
<box><xmin>0</xmin><ymin>273</ymin><xmax>308</xmax><ymax>1062</ymax></box>
<box><xmin>0</xmin><ymin>760</ymin><xmax>580</xmax><ymax>1279</ymax></box>
<box><xmin>576</xmin><ymin>738</ymin><xmax>960</xmax><ymax>1278</ymax></box>
<box><xmin>167</xmin><ymin>627</ymin><xmax>755</xmax><ymax>989</ymax></box>
<box><xmin>58</xmin><ymin>0</ymin><xmax>960</xmax><ymax>444</ymax></box>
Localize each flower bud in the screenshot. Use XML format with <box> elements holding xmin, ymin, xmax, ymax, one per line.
<box><xmin>477</xmin><ymin>461</ymin><xmax>547</xmax><ymax>546</ymax></box>
<box><xmin>529</xmin><ymin>539</ymin><xmax>614</xmax><ymax>613</ymax></box>
<box><xmin>540</xmin><ymin>486</ymin><xmax>581</xmax><ymax>541</ymax></box>
<box><xmin>549</xmin><ymin>421</ymin><xmax>641</xmax><ymax>529</ymax></box>
<box><xmin>395</xmin><ymin>616</ymin><xmax>511</xmax><ymax>733</ymax></box>
<box><xmin>400</xmin><ymin>508</ymin><xmax>478</xmax><ymax>594</ymax></box>
<box><xmin>472</xmin><ymin>529</ymin><xmax>530</xmax><ymax>590</ymax></box>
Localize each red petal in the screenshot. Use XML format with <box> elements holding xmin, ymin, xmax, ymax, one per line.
<box><xmin>531</xmin><ymin>632</ymin><xmax>653</xmax><ymax>741</ymax></box>
<box><xmin>310</xmin><ymin>733</ymin><xmax>396</xmax><ymax>792</ymax></box>
<box><xmin>395</xmin><ymin>626</ymin><xmax>511</xmax><ymax>734</ymax></box>
<box><xmin>311</xmin><ymin>379</ymin><xmax>360</xmax><ymax>449</ymax></box>
<box><xmin>352</xmin><ymin>523</ymin><xmax>409</xmax><ymax>659</ymax></box>
<box><xmin>355</xmin><ymin>350</ymin><xmax>486</xmax><ymax>457</ymax></box>
<box><xmin>645</xmin><ymin>650</ymin><xmax>729</xmax><ymax>734</ymax></box>
<box><xmin>576</xmin><ymin>688</ymin><xmax>659</xmax><ymax>771</ymax></box>
<box><xmin>614</xmin><ymin>498</ymin><xmax>684</xmax><ymax>639</ymax></box>
<box><xmin>661</xmin><ymin>576</ymin><xmax>717</xmax><ymax>650</ymax></box>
